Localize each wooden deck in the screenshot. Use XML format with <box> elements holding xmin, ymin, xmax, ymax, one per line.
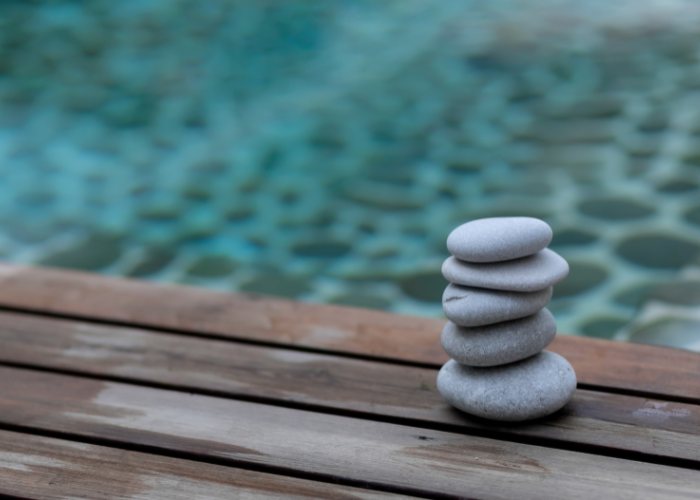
<box><xmin>0</xmin><ymin>263</ymin><xmax>699</xmax><ymax>499</ymax></box>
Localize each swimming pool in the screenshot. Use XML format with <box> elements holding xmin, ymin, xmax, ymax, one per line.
<box><xmin>1</xmin><ymin>0</ymin><xmax>700</xmax><ymax>350</ymax></box>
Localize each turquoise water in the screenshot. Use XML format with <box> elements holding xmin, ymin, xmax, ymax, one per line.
<box><xmin>1</xmin><ymin>0</ymin><xmax>700</xmax><ymax>350</ymax></box>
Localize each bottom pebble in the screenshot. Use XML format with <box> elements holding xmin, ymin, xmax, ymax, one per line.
<box><xmin>437</xmin><ymin>351</ymin><xmax>577</xmax><ymax>422</ymax></box>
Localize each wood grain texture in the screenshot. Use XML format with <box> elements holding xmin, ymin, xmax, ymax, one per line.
<box><xmin>0</xmin><ymin>366</ymin><xmax>699</xmax><ymax>500</ymax></box>
<box><xmin>0</xmin><ymin>429</ymin><xmax>403</xmax><ymax>500</ymax></box>
<box><xmin>0</xmin><ymin>264</ymin><xmax>697</xmax><ymax>401</ymax></box>
<box><xmin>1</xmin><ymin>310</ymin><xmax>698</xmax><ymax>463</ymax></box>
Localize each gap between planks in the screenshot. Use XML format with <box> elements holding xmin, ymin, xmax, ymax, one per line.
<box><xmin>0</xmin><ymin>264</ymin><xmax>697</xmax><ymax>402</ymax></box>
<box><xmin>0</xmin><ymin>429</ymin><xmax>415</xmax><ymax>500</ymax></box>
<box><xmin>1</xmin><ymin>366</ymin><xmax>699</xmax><ymax>500</ymax></box>
<box><xmin>0</xmin><ymin>303</ymin><xmax>698</xmax><ymax>407</ymax></box>
<box><xmin>1</xmin><ymin>358</ymin><xmax>699</xmax><ymax>473</ymax></box>
<box><xmin>0</xmin><ymin>310</ymin><xmax>699</xmax><ymax>469</ymax></box>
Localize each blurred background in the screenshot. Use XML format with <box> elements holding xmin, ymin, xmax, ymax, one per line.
<box><xmin>1</xmin><ymin>0</ymin><xmax>700</xmax><ymax>350</ymax></box>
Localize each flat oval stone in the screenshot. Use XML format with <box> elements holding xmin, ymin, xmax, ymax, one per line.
<box><xmin>442</xmin><ymin>249</ymin><xmax>569</xmax><ymax>292</ymax></box>
<box><xmin>441</xmin><ymin>309</ymin><xmax>557</xmax><ymax>366</ymax></box>
<box><xmin>437</xmin><ymin>351</ymin><xmax>577</xmax><ymax>421</ymax></box>
<box><xmin>447</xmin><ymin>217</ymin><xmax>552</xmax><ymax>263</ymax></box>
<box><xmin>442</xmin><ymin>283</ymin><xmax>552</xmax><ymax>327</ymax></box>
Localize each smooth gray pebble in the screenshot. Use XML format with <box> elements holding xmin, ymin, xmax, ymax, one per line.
<box><xmin>447</xmin><ymin>217</ymin><xmax>553</xmax><ymax>263</ymax></box>
<box><xmin>441</xmin><ymin>309</ymin><xmax>557</xmax><ymax>366</ymax></box>
<box><xmin>442</xmin><ymin>248</ymin><xmax>569</xmax><ymax>292</ymax></box>
<box><xmin>442</xmin><ymin>283</ymin><xmax>552</xmax><ymax>327</ymax></box>
<box><xmin>437</xmin><ymin>351</ymin><xmax>577</xmax><ymax>421</ymax></box>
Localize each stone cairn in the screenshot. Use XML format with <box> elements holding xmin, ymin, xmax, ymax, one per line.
<box><xmin>437</xmin><ymin>217</ymin><xmax>577</xmax><ymax>422</ymax></box>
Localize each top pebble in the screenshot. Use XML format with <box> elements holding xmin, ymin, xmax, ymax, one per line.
<box><xmin>446</xmin><ymin>217</ymin><xmax>553</xmax><ymax>263</ymax></box>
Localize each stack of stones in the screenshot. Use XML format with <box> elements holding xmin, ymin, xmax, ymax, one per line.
<box><xmin>437</xmin><ymin>217</ymin><xmax>577</xmax><ymax>421</ymax></box>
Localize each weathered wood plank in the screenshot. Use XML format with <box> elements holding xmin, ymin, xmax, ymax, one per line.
<box><xmin>0</xmin><ymin>429</ymin><xmax>403</xmax><ymax>500</ymax></box>
<box><xmin>0</xmin><ymin>310</ymin><xmax>698</xmax><ymax>463</ymax></box>
<box><xmin>0</xmin><ymin>264</ymin><xmax>697</xmax><ymax>401</ymax></box>
<box><xmin>0</xmin><ymin>366</ymin><xmax>699</xmax><ymax>500</ymax></box>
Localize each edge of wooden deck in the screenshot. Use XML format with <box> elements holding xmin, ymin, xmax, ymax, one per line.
<box><xmin>0</xmin><ymin>263</ymin><xmax>697</xmax><ymax>402</ymax></box>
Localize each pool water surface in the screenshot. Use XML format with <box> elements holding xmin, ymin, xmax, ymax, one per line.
<box><xmin>1</xmin><ymin>0</ymin><xmax>700</xmax><ymax>350</ymax></box>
